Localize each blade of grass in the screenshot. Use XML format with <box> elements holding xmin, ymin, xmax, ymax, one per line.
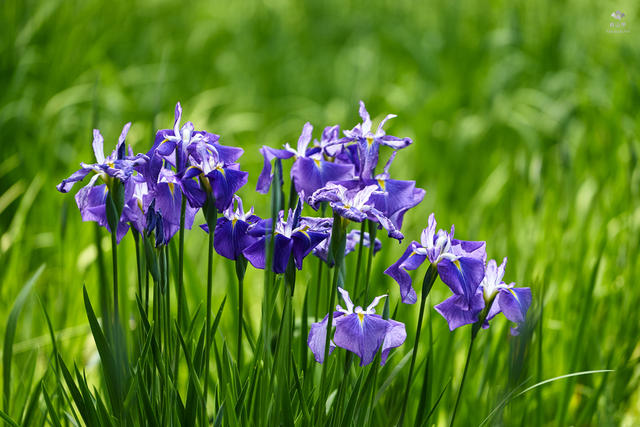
<box><xmin>3</xmin><ymin>264</ymin><xmax>44</xmax><ymax>412</ymax></box>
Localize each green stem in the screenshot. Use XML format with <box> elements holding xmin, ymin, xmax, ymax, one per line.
<box><xmin>111</xmin><ymin>229</ymin><xmax>119</xmax><ymax>324</ymax></box>
<box><xmin>314</xmin><ymin>202</ymin><xmax>328</xmax><ymax>321</ymax></box>
<box><xmin>133</xmin><ymin>229</ymin><xmax>143</xmax><ymax>303</ymax></box>
<box><xmin>203</xmin><ymin>224</ymin><xmax>214</xmax><ymax>418</ymax></box>
<box><xmin>177</xmin><ymin>195</ymin><xmax>187</xmax><ymax>328</ymax></box>
<box><xmin>363</xmin><ymin>220</ymin><xmax>377</xmax><ymax>301</ymax></box>
<box><xmin>319</xmin><ymin>213</ymin><xmax>347</xmax><ymax>411</ymax></box>
<box><xmin>449</xmin><ymin>330</ymin><xmax>477</xmax><ymax>427</ymax></box>
<box><xmin>352</xmin><ymin>221</ymin><xmax>366</xmax><ymax>299</ymax></box>
<box><xmin>398</xmin><ymin>264</ymin><xmax>438</xmax><ymax>426</ymax></box>
<box><xmin>236</xmin><ymin>257</ymin><xmax>247</xmax><ymax>367</ymax></box>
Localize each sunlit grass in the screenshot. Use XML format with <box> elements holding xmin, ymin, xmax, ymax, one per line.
<box><xmin>1</xmin><ymin>0</ymin><xmax>639</xmax><ymax>425</ymax></box>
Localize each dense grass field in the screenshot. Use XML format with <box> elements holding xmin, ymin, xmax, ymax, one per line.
<box><xmin>1</xmin><ymin>0</ymin><xmax>639</xmax><ymax>425</ymax></box>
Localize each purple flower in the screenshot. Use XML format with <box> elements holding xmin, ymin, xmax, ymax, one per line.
<box><xmin>57</xmin><ymin>123</ymin><xmax>147</xmax><ymax>242</ymax></box>
<box><xmin>313</xmin><ymin>230</ymin><xmax>382</xmax><ymax>266</ymax></box>
<box><xmin>308</xmin><ymin>288</ymin><xmax>406</xmax><ymax>366</ymax></box>
<box><xmin>384</xmin><ymin>213</ymin><xmax>486</xmax><ymax>305</ymax></box>
<box><xmin>121</xmin><ymin>173</ymin><xmax>149</xmax><ymax>234</ymax></box>
<box><xmin>242</xmin><ymin>201</ymin><xmax>329</xmax><ymax>274</ymax></box>
<box><xmin>434</xmin><ymin>287</ymin><xmax>485</xmax><ymax>331</ymax></box>
<box><xmin>309</xmin><ymin>183</ymin><xmax>404</xmax><ymax>241</ymax></box>
<box><xmin>182</xmin><ymin>139</ymin><xmax>249</xmax><ymax>211</ymax></box>
<box><xmin>331</xmin><ymin>152</ymin><xmax>425</xmax><ymax>231</ymax></box>
<box><xmin>256</xmin><ymin>122</ymin><xmax>355</xmax><ymax>198</ymax></box>
<box><xmin>480</xmin><ymin>258</ymin><xmax>532</xmax><ymax>335</ymax></box>
<box><xmin>340</xmin><ymin>101</ymin><xmax>412</xmax><ymax>179</ymax></box>
<box><xmin>141</xmin><ymin>167</ymin><xmax>197</xmax><ymax>245</ymax></box>
<box><xmin>201</xmin><ymin>196</ymin><xmax>261</xmax><ymax>260</ymax></box>
<box><xmin>149</xmin><ymin>102</ymin><xmax>220</xmax><ymax>172</ymax></box>
<box><xmin>57</xmin><ymin>123</ymin><xmax>145</xmax><ymax>193</ymax></box>
<box><xmin>73</xmin><ymin>175</ymin><xmax>129</xmax><ymax>242</ymax></box>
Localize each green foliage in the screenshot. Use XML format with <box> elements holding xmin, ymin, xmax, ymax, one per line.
<box><xmin>1</xmin><ymin>0</ymin><xmax>639</xmax><ymax>425</ymax></box>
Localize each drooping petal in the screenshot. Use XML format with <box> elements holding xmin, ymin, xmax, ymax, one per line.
<box><xmin>256</xmin><ymin>146</ymin><xmax>295</xmax><ymax>193</ymax></box>
<box><xmin>364</xmin><ymin>206</ymin><xmax>404</xmax><ymax>241</ymax></box>
<box><xmin>291</xmin><ymin>230</ymin><xmax>328</xmax><ymax>270</ymax></box>
<box><xmin>208</xmin><ymin>168</ymin><xmax>249</xmax><ymax>212</ymax></box>
<box><xmin>378</xmin><ymin>134</ymin><xmax>412</xmax><ymax>149</ymax></box>
<box><xmin>380</xmin><ymin>319</ymin><xmax>406</xmax><ymax>365</ymax></box>
<box><xmin>243</xmin><ymin>237</ymin><xmax>267</xmax><ymax>270</ymax></box>
<box><xmin>383</xmin><ymin>242</ymin><xmax>426</xmax><ymax>304</ymax></box>
<box><xmin>437</xmin><ymin>257</ymin><xmax>485</xmax><ymax>302</ymax></box>
<box><xmin>213</xmin><ymin>217</ymin><xmax>253</xmax><ymax>260</ymax></box>
<box><xmin>497</xmin><ymin>287</ymin><xmax>532</xmax><ymax>325</ymax></box>
<box><xmin>213</xmin><ymin>218</ymin><xmax>236</xmax><ymax>260</ymax></box>
<box><xmin>56</xmin><ymin>167</ymin><xmax>93</xmax><ymax>193</ymax></box>
<box><xmin>333</xmin><ymin>313</ymin><xmax>389</xmax><ymax>366</ymax></box>
<box><xmin>434</xmin><ymin>289</ymin><xmax>484</xmax><ymax>331</ymax></box>
<box><xmin>273</xmin><ymin>233</ymin><xmax>293</xmax><ymax>274</ymax></box>
<box><xmin>307</xmin><ymin>313</ymin><xmax>341</xmax><ymax>363</ymax></box>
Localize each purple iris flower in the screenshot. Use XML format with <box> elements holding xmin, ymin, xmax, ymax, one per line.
<box><xmin>256</xmin><ymin>122</ymin><xmax>355</xmax><ymax>199</ymax></box>
<box><xmin>480</xmin><ymin>258</ymin><xmax>532</xmax><ymax>335</ymax></box>
<box><xmin>331</xmin><ymin>152</ymin><xmax>425</xmax><ymax>231</ymax></box>
<box><xmin>309</xmin><ymin>183</ymin><xmax>404</xmax><ymax>241</ymax></box>
<box><xmin>57</xmin><ymin>123</ymin><xmax>146</xmax><ymax>242</ymax></box>
<box><xmin>141</xmin><ymin>167</ymin><xmax>197</xmax><ymax>245</ymax></box>
<box><xmin>308</xmin><ymin>288</ymin><xmax>406</xmax><ymax>366</ymax></box>
<box><xmin>57</xmin><ymin>123</ymin><xmax>145</xmax><ymax>193</ymax></box>
<box><xmin>384</xmin><ymin>213</ymin><xmax>486</xmax><ymax>305</ymax></box>
<box><xmin>242</xmin><ymin>201</ymin><xmax>329</xmax><ymax>274</ymax></box>
<box><xmin>148</xmin><ymin>102</ymin><xmax>220</xmax><ymax>172</ymax></box>
<box><xmin>121</xmin><ymin>172</ymin><xmax>149</xmax><ymax>234</ymax></box>
<box><xmin>313</xmin><ymin>230</ymin><xmax>382</xmax><ymax>266</ymax></box>
<box><xmin>340</xmin><ymin>101</ymin><xmax>412</xmax><ymax>180</ymax></box>
<box><xmin>73</xmin><ymin>175</ymin><xmax>130</xmax><ymax>242</ymax></box>
<box><xmin>200</xmin><ymin>196</ymin><xmax>261</xmax><ymax>260</ymax></box>
<box><xmin>182</xmin><ymin>139</ymin><xmax>249</xmax><ymax>211</ymax></box>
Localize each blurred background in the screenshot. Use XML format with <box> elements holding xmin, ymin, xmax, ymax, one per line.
<box><xmin>1</xmin><ymin>0</ymin><xmax>639</xmax><ymax>424</ymax></box>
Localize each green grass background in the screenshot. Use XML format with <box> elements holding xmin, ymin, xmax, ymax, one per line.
<box><xmin>1</xmin><ymin>0</ymin><xmax>639</xmax><ymax>425</ymax></box>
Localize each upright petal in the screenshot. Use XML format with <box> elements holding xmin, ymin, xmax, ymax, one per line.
<box><xmin>116</xmin><ymin>122</ymin><xmax>132</xmax><ymax>160</ymax></box>
<box><xmin>92</xmin><ymin>129</ymin><xmax>105</xmax><ymax>163</ymax></box>
<box><xmin>358</xmin><ymin>101</ymin><xmax>372</xmax><ymax>134</ymax></box>
<box><xmin>297</xmin><ymin>122</ymin><xmax>313</xmax><ymax>155</ymax></box>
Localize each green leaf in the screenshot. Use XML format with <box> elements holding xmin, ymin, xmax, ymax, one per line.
<box><xmin>20</xmin><ymin>376</ymin><xmax>43</xmax><ymax>426</ymax></box>
<box><xmin>82</xmin><ymin>286</ymin><xmax>123</xmax><ymax>417</ymax></box>
<box><xmin>0</xmin><ymin>408</ymin><xmax>19</xmax><ymax>427</ymax></box>
<box><xmin>41</xmin><ymin>385</ymin><xmax>62</xmax><ymax>427</ymax></box>
<box><xmin>3</xmin><ymin>264</ymin><xmax>44</xmax><ymax>412</ymax></box>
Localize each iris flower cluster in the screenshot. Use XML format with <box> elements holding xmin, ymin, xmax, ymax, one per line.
<box><xmin>57</xmin><ymin>103</ymin><xmax>249</xmax><ymax>247</ymax></box>
<box><xmin>57</xmin><ymin>100</ymin><xmax>531</xmax><ymax>370</ymax></box>
<box><xmin>385</xmin><ymin>213</ymin><xmax>531</xmax><ymax>334</ymax></box>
